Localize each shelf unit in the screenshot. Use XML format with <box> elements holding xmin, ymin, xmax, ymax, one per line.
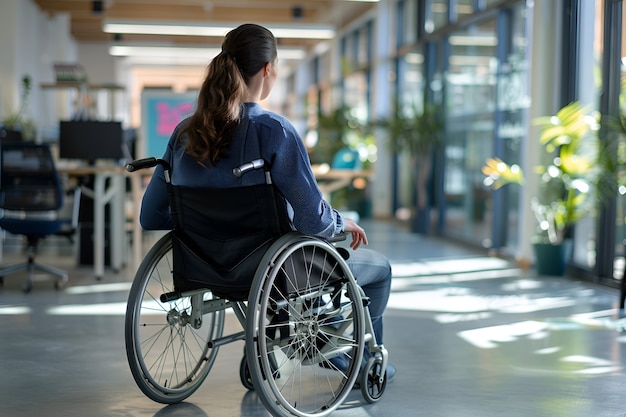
<box><xmin>39</xmin><ymin>83</ymin><xmax>127</xmax><ymax>140</ymax></box>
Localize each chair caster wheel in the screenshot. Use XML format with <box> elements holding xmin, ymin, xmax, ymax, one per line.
<box><xmin>54</xmin><ymin>278</ymin><xmax>68</xmax><ymax>290</ymax></box>
<box><xmin>21</xmin><ymin>282</ymin><xmax>33</xmax><ymax>293</ymax></box>
<box><xmin>360</xmin><ymin>356</ymin><xmax>387</xmax><ymax>403</ymax></box>
<box><xmin>240</xmin><ymin>355</ymin><xmax>254</xmax><ymax>391</ymax></box>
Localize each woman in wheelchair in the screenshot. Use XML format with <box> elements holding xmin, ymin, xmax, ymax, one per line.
<box><xmin>133</xmin><ymin>23</ymin><xmax>394</xmax><ymax>415</ymax></box>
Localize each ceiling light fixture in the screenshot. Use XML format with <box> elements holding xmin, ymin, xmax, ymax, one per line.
<box><xmin>103</xmin><ymin>20</ymin><xmax>335</xmax><ymax>40</ymax></box>
<box><xmin>109</xmin><ymin>44</ymin><xmax>306</xmax><ymax>61</ymax></box>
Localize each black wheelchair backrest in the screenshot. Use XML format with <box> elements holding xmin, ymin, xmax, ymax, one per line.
<box><xmin>127</xmin><ymin>157</ymin><xmax>291</xmax><ymax>299</ymax></box>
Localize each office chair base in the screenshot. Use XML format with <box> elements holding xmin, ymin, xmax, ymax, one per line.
<box><xmin>0</xmin><ymin>261</ymin><xmax>69</xmax><ymax>293</ymax></box>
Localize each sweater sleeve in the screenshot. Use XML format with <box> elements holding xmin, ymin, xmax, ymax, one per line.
<box><xmin>139</xmin><ymin>129</ymin><xmax>177</xmax><ymax>230</ymax></box>
<box><xmin>269</xmin><ymin>122</ymin><xmax>344</xmax><ymax>239</ymax></box>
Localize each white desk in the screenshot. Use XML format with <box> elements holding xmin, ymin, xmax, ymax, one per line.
<box><xmin>311</xmin><ymin>165</ymin><xmax>372</xmax><ymax>201</ymax></box>
<box><xmin>59</xmin><ymin>165</ymin><xmax>144</xmax><ymax>280</ymax></box>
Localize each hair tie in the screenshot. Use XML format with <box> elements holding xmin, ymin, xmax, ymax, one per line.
<box><xmin>222</xmin><ymin>47</ymin><xmax>232</xmax><ymax>58</ymax></box>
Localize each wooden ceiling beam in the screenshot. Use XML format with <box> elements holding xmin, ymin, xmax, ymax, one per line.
<box><xmin>33</xmin><ymin>0</ymin><xmax>375</xmax><ymax>46</ymax></box>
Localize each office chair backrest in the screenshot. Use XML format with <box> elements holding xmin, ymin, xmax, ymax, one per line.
<box><xmin>0</xmin><ymin>142</ymin><xmax>63</xmax><ymax>212</ymax></box>
<box><xmin>0</xmin><ymin>128</ymin><xmax>23</xmax><ymax>143</ymax></box>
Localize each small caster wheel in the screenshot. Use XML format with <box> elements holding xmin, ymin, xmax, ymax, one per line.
<box><xmin>21</xmin><ymin>282</ymin><xmax>33</xmax><ymax>293</ymax></box>
<box><xmin>240</xmin><ymin>355</ymin><xmax>254</xmax><ymax>390</ymax></box>
<box><xmin>54</xmin><ymin>278</ymin><xmax>68</xmax><ymax>290</ymax></box>
<box><xmin>360</xmin><ymin>356</ymin><xmax>387</xmax><ymax>403</ymax></box>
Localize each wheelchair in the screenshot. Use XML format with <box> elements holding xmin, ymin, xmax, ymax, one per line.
<box><xmin>124</xmin><ymin>157</ymin><xmax>389</xmax><ymax>417</ymax></box>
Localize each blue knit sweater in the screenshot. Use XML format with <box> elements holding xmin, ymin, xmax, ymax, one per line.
<box><xmin>140</xmin><ymin>102</ymin><xmax>344</xmax><ymax>238</ymax></box>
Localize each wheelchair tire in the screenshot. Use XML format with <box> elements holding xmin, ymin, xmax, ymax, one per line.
<box><xmin>246</xmin><ymin>233</ymin><xmax>366</xmax><ymax>417</ymax></box>
<box><xmin>125</xmin><ymin>232</ymin><xmax>224</xmax><ymax>404</ymax></box>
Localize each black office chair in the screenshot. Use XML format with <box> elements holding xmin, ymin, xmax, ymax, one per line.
<box><xmin>0</xmin><ymin>128</ymin><xmax>23</xmax><ymax>143</ymax></box>
<box><xmin>0</xmin><ymin>142</ymin><xmax>80</xmax><ymax>292</ymax></box>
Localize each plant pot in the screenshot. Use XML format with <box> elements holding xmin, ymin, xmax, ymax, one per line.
<box><xmin>411</xmin><ymin>207</ymin><xmax>430</xmax><ymax>234</ymax></box>
<box><xmin>0</xmin><ymin>128</ymin><xmax>23</xmax><ymax>142</ymax></box>
<box><xmin>532</xmin><ymin>239</ymin><xmax>572</xmax><ymax>276</ymax></box>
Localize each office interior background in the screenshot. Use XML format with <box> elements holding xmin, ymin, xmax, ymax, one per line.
<box><xmin>0</xmin><ymin>0</ymin><xmax>624</xmax><ymax>289</ymax></box>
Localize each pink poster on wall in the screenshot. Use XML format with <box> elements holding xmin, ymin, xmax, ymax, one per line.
<box><xmin>141</xmin><ymin>88</ymin><xmax>197</xmax><ymax>158</ymax></box>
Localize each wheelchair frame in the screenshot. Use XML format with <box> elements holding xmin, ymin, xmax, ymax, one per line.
<box><xmin>124</xmin><ymin>157</ymin><xmax>389</xmax><ymax>417</ymax></box>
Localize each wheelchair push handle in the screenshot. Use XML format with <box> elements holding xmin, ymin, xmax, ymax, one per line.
<box><xmin>126</xmin><ymin>157</ymin><xmax>171</xmax><ymax>172</ymax></box>
<box><xmin>126</xmin><ymin>157</ymin><xmax>268</xmax><ymax>183</ymax></box>
<box><xmin>233</xmin><ymin>158</ymin><xmax>265</xmax><ymax>177</ymax></box>
<box><xmin>127</xmin><ymin>158</ymin><xmax>264</xmax><ymax>177</ymax></box>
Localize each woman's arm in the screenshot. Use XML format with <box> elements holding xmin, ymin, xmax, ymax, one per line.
<box><xmin>270</xmin><ymin>124</ymin><xmax>344</xmax><ymax>239</ymax></box>
<box><xmin>139</xmin><ymin>163</ymin><xmax>172</xmax><ymax>230</ymax></box>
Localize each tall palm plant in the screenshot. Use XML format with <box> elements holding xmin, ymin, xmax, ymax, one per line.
<box><xmin>380</xmin><ymin>99</ymin><xmax>443</xmax><ymax>216</ymax></box>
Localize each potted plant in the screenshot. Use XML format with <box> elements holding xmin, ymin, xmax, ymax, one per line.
<box><xmin>377</xmin><ymin>98</ymin><xmax>443</xmax><ymax>233</ymax></box>
<box><xmin>312</xmin><ymin>105</ymin><xmax>373</xmax><ymax>166</ymax></box>
<box><xmin>482</xmin><ymin>101</ymin><xmax>600</xmax><ymax>275</ymax></box>
<box><xmin>1</xmin><ymin>74</ymin><xmax>37</xmax><ymax>141</ymax></box>
<box><xmin>312</xmin><ymin>105</ymin><xmax>375</xmax><ymax>215</ymax></box>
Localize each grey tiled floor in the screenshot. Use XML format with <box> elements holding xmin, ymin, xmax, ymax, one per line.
<box><xmin>1</xmin><ymin>220</ymin><xmax>626</xmax><ymax>417</ymax></box>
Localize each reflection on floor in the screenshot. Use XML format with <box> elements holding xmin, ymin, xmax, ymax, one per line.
<box><xmin>1</xmin><ymin>220</ymin><xmax>626</xmax><ymax>417</ymax></box>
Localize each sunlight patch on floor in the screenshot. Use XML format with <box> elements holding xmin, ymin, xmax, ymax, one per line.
<box><xmin>47</xmin><ymin>302</ymin><xmax>128</xmax><ymax>315</ymax></box>
<box><xmin>391</xmin><ymin>257</ymin><xmax>512</xmax><ymax>278</ymax></box>
<box><xmin>0</xmin><ymin>305</ymin><xmax>31</xmax><ymax>315</ymax></box>
<box><xmin>64</xmin><ymin>282</ymin><xmax>132</xmax><ymax>295</ymax></box>
<box><xmin>388</xmin><ymin>288</ymin><xmax>575</xmax><ymax>314</ymax></box>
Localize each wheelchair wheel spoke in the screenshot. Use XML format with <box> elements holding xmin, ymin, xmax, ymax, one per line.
<box><xmin>125</xmin><ymin>233</ymin><xmax>223</xmax><ymax>404</ymax></box>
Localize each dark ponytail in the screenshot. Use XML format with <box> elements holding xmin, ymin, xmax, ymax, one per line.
<box><xmin>182</xmin><ymin>23</ymin><xmax>278</xmax><ymax>165</ymax></box>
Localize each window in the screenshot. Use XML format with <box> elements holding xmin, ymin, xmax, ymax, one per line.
<box><xmin>394</xmin><ymin>48</ymin><xmax>425</xmax><ymax>217</ymax></box>
<box><xmin>426</xmin><ymin>0</ymin><xmax>449</xmax><ymax>33</ymax></box>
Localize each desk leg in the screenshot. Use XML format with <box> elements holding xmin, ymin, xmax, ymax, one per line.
<box><xmin>94</xmin><ymin>174</ymin><xmax>106</xmax><ymax>280</ymax></box>
<box><xmin>130</xmin><ymin>173</ymin><xmax>143</xmax><ymax>273</ymax></box>
<box><xmin>110</xmin><ymin>175</ymin><xmax>125</xmax><ymax>272</ymax></box>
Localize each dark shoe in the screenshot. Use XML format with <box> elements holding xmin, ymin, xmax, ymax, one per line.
<box><xmin>385</xmin><ymin>363</ymin><xmax>396</xmax><ymax>382</ymax></box>
<box><xmin>320</xmin><ymin>352</ymin><xmax>396</xmax><ymax>384</ymax></box>
<box><xmin>320</xmin><ymin>353</ymin><xmax>363</xmax><ymax>390</ymax></box>
<box><xmin>319</xmin><ymin>353</ymin><xmax>350</xmax><ymax>372</ymax></box>
<box><xmin>361</xmin><ymin>345</ymin><xmax>395</xmax><ymax>380</ymax></box>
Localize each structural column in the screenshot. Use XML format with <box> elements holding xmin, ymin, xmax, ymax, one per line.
<box><xmin>517</xmin><ymin>0</ymin><xmax>562</xmax><ymax>265</ymax></box>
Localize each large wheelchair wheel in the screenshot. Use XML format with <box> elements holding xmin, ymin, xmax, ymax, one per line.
<box><xmin>125</xmin><ymin>232</ymin><xmax>225</xmax><ymax>404</ymax></box>
<box><xmin>246</xmin><ymin>234</ymin><xmax>366</xmax><ymax>417</ymax></box>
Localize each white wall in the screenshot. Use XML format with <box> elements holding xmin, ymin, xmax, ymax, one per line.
<box><xmin>0</xmin><ymin>0</ymin><xmax>28</xmax><ymax>120</ymax></box>
<box><xmin>0</xmin><ymin>1</ymin><xmax>128</xmax><ymax>138</ymax></box>
<box><xmin>78</xmin><ymin>43</ymin><xmax>118</xmax><ymax>85</ymax></box>
<box><xmin>0</xmin><ymin>0</ymin><xmax>78</xmax><ymax>140</ymax></box>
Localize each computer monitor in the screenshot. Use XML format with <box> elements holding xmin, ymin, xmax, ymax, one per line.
<box><xmin>59</xmin><ymin>120</ymin><xmax>125</xmax><ymax>163</ymax></box>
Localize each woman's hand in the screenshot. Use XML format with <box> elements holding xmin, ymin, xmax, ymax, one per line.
<box><xmin>342</xmin><ymin>218</ymin><xmax>368</xmax><ymax>250</ymax></box>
